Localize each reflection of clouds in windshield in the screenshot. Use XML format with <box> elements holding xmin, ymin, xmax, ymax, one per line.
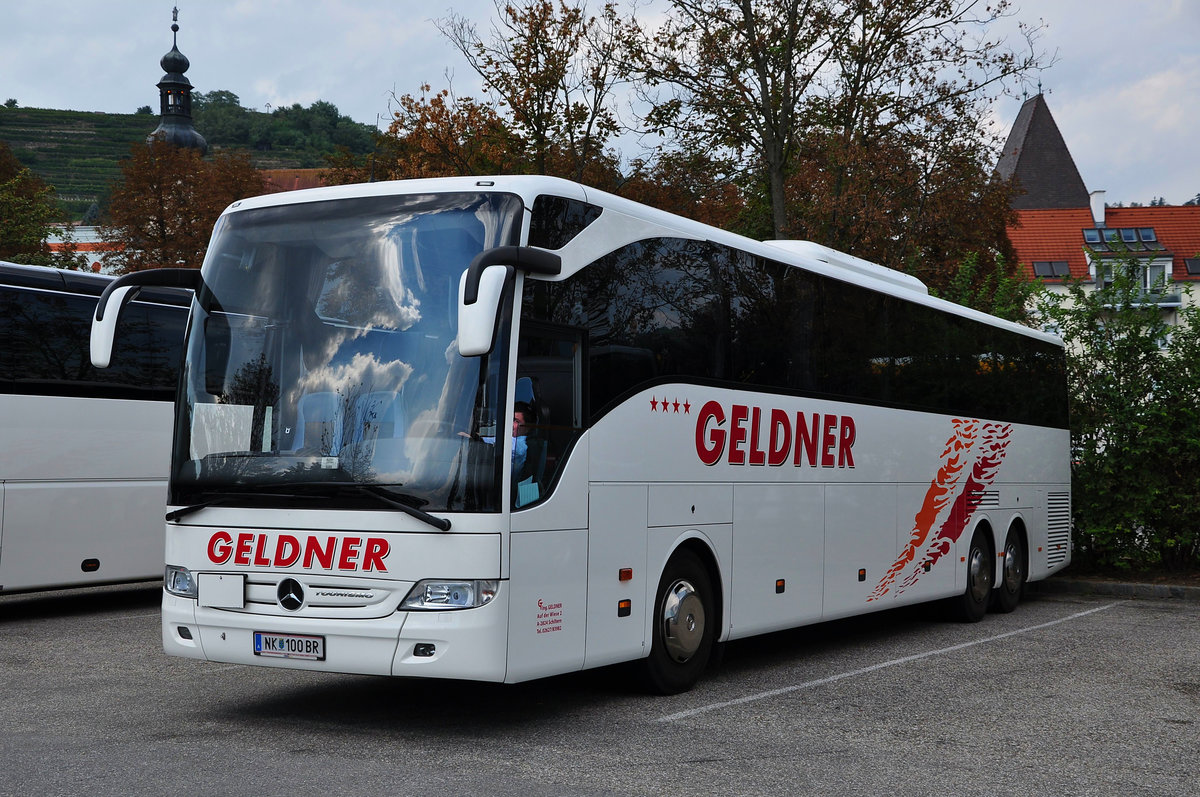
<box><xmin>298</xmin><ymin>351</ymin><xmax>414</xmax><ymax>397</ymax></box>
<box><xmin>374</xmin><ymin>235</ymin><xmax>422</xmax><ymax>330</ymax></box>
<box><xmin>315</xmin><ymin>235</ymin><xmax>423</xmax><ymax>332</ymax></box>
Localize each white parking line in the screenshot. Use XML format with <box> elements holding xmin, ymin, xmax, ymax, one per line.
<box><xmin>658</xmin><ymin>602</ymin><xmax>1123</xmax><ymax>723</ymax></box>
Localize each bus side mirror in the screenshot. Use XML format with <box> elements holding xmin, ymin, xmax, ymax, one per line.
<box><xmin>458</xmin><ymin>265</ymin><xmax>513</xmax><ymax>357</ymax></box>
<box><xmin>457</xmin><ymin>246</ymin><xmax>562</xmax><ymax>357</ymax></box>
<box><xmin>91</xmin><ymin>268</ymin><xmax>203</xmax><ymax>368</ymax></box>
<box><xmin>91</xmin><ymin>285</ymin><xmax>140</xmax><ymax>368</ymax></box>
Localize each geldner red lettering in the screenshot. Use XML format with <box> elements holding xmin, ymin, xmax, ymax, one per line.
<box><xmin>207</xmin><ymin>531</ymin><xmax>390</xmax><ymax>572</ymax></box>
<box><xmin>695</xmin><ymin>400</ymin><xmax>856</xmax><ymax>468</ymax></box>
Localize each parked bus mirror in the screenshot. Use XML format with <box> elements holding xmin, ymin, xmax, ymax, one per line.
<box><xmin>458</xmin><ymin>264</ymin><xmax>512</xmax><ymax>356</ymax></box>
<box><xmin>91</xmin><ymin>269</ymin><xmax>202</xmax><ymax>368</ymax></box>
<box><xmin>90</xmin><ymin>285</ymin><xmax>140</xmax><ymax>368</ymax></box>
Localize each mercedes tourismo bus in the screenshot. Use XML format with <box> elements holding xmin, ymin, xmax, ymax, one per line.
<box><xmin>90</xmin><ymin>176</ymin><xmax>1071</xmax><ymax>693</ymax></box>
<box><xmin>0</xmin><ymin>262</ymin><xmax>187</xmax><ymax>593</ymax></box>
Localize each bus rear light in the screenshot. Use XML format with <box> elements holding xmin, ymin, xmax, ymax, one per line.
<box><xmin>401</xmin><ymin>580</ymin><xmax>499</xmax><ymax>611</ymax></box>
<box><xmin>165</xmin><ymin>565</ymin><xmax>197</xmax><ymax>598</ymax></box>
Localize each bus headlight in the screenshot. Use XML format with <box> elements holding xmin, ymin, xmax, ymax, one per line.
<box><xmin>165</xmin><ymin>565</ymin><xmax>197</xmax><ymax>598</ymax></box>
<box><xmin>401</xmin><ymin>580</ymin><xmax>498</xmax><ymax>610</ymax></box>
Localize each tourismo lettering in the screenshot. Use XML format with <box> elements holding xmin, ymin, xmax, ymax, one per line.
<box><xmin>206</xmin><ymin>531</ymin><xmax>390</xmax><ymax>572</ymax></box>
<box><xmin>695</xmin><ymin>400</ymin><xmax>856</xmax><ymax>468</ymax></box>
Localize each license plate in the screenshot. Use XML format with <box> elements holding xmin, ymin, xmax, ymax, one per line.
<box><xmin>253</xmin><ymin>631</ymin><xmax>326</xmax><ymax>661</ymax></box>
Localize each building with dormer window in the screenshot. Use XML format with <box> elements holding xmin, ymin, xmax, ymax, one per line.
<box><xmin>998</xmin><ymin>94</ymin><xmax>1200</xmax><ymax>316</ymax></box>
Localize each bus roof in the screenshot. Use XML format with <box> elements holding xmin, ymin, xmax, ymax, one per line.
<box><xmin>219</xmin><ymin>175</ymin><xmax>1062</xmax><ymax>347</ymax></box>
<box><xmin>0</xmin><ymin>261</ymin><xmax>192</xmax><ymax>307</ymax></box>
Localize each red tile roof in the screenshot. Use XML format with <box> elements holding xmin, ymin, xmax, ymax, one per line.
<box><xmin>262</xmin><ymin>168</ymin><xmax>328</xmax><ymax>193</ymax></box>
<box><xmin>1008</xmin><ymin>205</ymin><xmax>1200</xmax><ymax>282</ymax></box>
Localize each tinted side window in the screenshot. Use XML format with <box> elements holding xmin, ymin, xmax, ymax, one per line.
<box><xmin>0</xmin><ymin>285</ymin><xmax>186</xmax><ymax>400</ymax></box>
<box><xmin>528</xmin><ymin>195</ymin><xmax>602</xmax><ymax>250</ymax></box>
<box><xmin>523</xmin><ymin>238</ymin><xmax>1067</xmax><ymax>428</ymax></box>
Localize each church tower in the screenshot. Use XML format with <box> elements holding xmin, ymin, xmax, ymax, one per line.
<box><xmin>148</xmin><ymin>7</ymin><xmax>208</xmax><ymax>154</ymax></box>
<box><xmin>996</xmin><ymin>94</ymin><xmax>1087</xmax><ymax>210</ymax></box>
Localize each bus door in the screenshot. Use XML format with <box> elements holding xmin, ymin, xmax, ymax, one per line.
<box><xmin>507</xmin><ymin>320</ymin><xmax>591</xmax><ymax>680</ymax></box>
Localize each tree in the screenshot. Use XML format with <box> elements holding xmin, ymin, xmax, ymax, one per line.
<box><xmin>100</xmin><ymin>141</ymin><xmax>267</xmax><ymax>272</ymax></box>
<box><xmin>1037</xmin><ymin>257</ymin><xmax>1200</xmax><ymax>573</ymax></box>
<box><xmin>0</xmin><ymin>139</ymin><xmax>85</xmax><ymax>268</ymax></box>
<box><xmin>438</xmin><ymin>0</ymin><xmax>630</xmax><ymax>183</ymax></box>
<box><xmin>929</xmin><ymin>251</ymin><xmax>1035</xmax><ymax>323</ymax></box>
<box><xmin>632</xmin><ymin>0</ymin><xmax>1047</xmax><ymax>262</ymax></box>
<box><xmin>632</xmin><ymin>0</ymin><xmax>840</xmax><ymax>238</ymax></box>
<box><xmin>193</xmin><ymin>89</ymin><xmax>252</xmax><ymax>143</ymax></box>
<box><xmin>619</xmin><ymin>147</ymin><xmax>747</xmax><ymax>230</ymax></box>
<box><xmin>1</xmin><ymin>140</ymin><xmax>56</xmax><ymax>262</ymax></box>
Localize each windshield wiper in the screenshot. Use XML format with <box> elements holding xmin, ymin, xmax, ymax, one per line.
<box><xmin>165</xmin><ymin>490</ymin><xmax>319</xmax><ymax>523</ymax></box>
<box><xmin>166</xmin><ymin>484</ymin><xmax>452</xmax><ymax>532</ymax></box>
<box><xmin>351</xmin><ymin>484</ymin><xmax>452</xmax><ymax>531</ymax></box>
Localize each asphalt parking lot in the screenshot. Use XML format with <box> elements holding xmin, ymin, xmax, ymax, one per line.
<box><xmin>1</xmin><ymin>582</ymin><xmax>1197</xmax><ymax>797</ymax></box>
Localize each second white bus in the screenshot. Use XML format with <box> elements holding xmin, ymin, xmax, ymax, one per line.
<box><xmin>1</xmin><ymin>261</ymin><xmax>187</xmax><ymax>593</ymax></box>
<box><xmin>92</xmin><ymin>176</ymin><xmax>1071</xmax><ymax>692</ymax></box>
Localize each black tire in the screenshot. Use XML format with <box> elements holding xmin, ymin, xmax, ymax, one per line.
<box><xmin>641</xmin><ymin>548</ymin><xmax>716</xmax><ymax>695</ymax></box>
<box><xmin>991</xmin><ymin>529</ymin><xmax>1026</xmax><ymax>614</ymax></box>
<box><xmin>952</xmin><ymin>528</ymin><xmax>993</xmax><ymax>622</ymax></box>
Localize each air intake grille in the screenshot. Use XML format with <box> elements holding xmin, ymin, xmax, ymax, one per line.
<box><xmin>1046</xmin><ymin>492</ymin><xmax>1071</xmax><ymax>565</ymax></box>
<box><xmin>967</xmin><ymin>490</ymin><xmax>1000</xmax><ymax>508</ymax></box>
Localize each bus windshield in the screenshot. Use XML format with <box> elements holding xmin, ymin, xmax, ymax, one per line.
<box><xmin>171</xmin><ymin>191</ymin><xmax>523</xmax><ymax>514</ymax></box>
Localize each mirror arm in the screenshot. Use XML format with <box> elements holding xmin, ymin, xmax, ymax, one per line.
<box><xmin>95</xmin><ymin>268</ymin><xmax>203</xmax><ymax>322</ymax></box>
<box><xmin>462</xmin><ymin>246</ymin><xmax>561</xmax><ymax>305</ymax></box>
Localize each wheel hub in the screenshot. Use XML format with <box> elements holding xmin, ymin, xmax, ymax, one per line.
<box><xmin>662</xmin><ymin>579</ymin><xmax>706</xmax><ymax>663</ymax></box>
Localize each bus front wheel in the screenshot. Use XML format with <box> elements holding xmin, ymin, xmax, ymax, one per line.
<box><xmin>642</xmin><ymin>549</ymin><xmax>715</xmax><ymax>695</ymax></box>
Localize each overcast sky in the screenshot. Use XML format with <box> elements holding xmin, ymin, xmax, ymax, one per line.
<box><xmin>3</xmin><ymin>0</ymin><xmax>1198</xmax><ymax>205</ymax></box>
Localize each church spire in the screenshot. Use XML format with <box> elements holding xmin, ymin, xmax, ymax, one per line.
<box><xmin>996</xmin><ymin>93</ymin><xmax>1087</xmax><ymax>210</ymax></box>
<box><xmin>148</xmin><ymin>6</ymin><xmax>208</xmax><ymax>154</ymax></box>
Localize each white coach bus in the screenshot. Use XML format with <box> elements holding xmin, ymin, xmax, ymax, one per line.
<box><xmin>0</xmin><ymin>262</ymin><xmax>188</xmax><ymax>593</ymax></box>
<box><xmin>91</xmin><ymin>176</ymin><xmax>1070</xmax><ymax>693</ymax></box>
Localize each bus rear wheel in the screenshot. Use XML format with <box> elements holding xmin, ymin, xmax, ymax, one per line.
<box><xmin>991</xmin><ymin>530</ymin><xmax>1026</xmax><ymax>613</ymax></box>
<box><xmin>952</xmin><ymin>528</ymin><xmax>993</xmax><ymax>622</ymax></box>
<box><xmin>642</xmin><ymin>549</ymin><xmax>715</xmax><ymax>695</ymax></box>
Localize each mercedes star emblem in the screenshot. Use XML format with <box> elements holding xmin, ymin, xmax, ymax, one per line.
<box><xmin>277</xmin><ymin>578</ymin><xmax>304</xmax><ymax>611</ymax></box>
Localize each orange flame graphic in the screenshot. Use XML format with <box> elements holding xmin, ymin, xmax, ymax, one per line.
<box><xmin>872</xmin><ymin>420</ymin><xmax>1013</xmax><ymax>601</ymax></box>
<box><xmin>868</xmin><ymin>420</ymin><xmax>978</xmax><ymax>601</ymax></box>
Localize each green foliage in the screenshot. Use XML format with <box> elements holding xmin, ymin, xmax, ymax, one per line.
<box><xmin>0</xmin><ymin>107</ymin><xmax>159</xmax><ymax>219</ymax></box>
<box><xmin>929</xmin><ymin>252</ymin><xmax>1038</xmax><ymax>323</ymax></box>
<box><xmin>0</xmin><ymin>173</ymin><xmax>57</xmax><ymax>261</ymax></box>
<box><xmin>0</xmin><ymin>139</ymin><xmax>59</xmax><ymax>263</ymax></box>
<box><xmin>2</xmin><ymin>98</ymin><xmax>376</xmax><ymax>222</ymax></box>
<box><xmin>1037</xmin><ymin>258</ymin><xmax>1200</xmax><ymax>572</ymax></box>
<box><xmin>192</xmin><ymin>91</ymin><xmax>376</xmax><ymax>166</ymax></box>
